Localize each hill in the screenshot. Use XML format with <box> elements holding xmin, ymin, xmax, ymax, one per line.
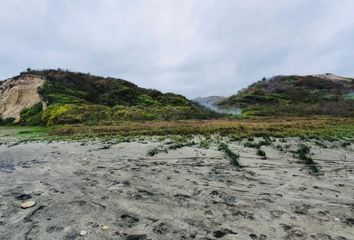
<box><xmin>219</xmin><ymin>73</ymin><xmax>354</xmax><ymax>116</ymax></box>
<box><xmin>0</xmin><ymin>69</ymin><xmax>218</xmax><ymax>125</ymax></box>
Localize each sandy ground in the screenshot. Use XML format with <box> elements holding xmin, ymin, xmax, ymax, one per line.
<box><xmin>0</xmin><ymin>75</ymin><xmax>44</xmax><ymax>121</ymax></box>
<box><xmin>0</xmin><ymin>136</ymin><xmax>353</xmax><ymax>240</ymax></box>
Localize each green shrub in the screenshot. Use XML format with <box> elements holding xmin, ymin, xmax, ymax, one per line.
<box><xmin>256</xmin><ymin>149</ymin><xmax>266</xmax><ymax>159</ymax></box>
<box><xmin>0</xmin><ymin>117</ymin><xmax>16</xmax><ymax>126</ymax></box>
<box><xmin>147</xmin><ymin>148</ymin><xmax>160</xmax><ymax>156</ymax></box>
<box><xmin>296</xmin><ymin>144</ymin><xmax>319</xmax><ymax>174</ymax></box>
<box><xmin>20</xmin><ymin>102</ymin><xmax>44</xmax><ymax>125</ymax></box>
<box><xmin>218</xmin><ymin>143</ymin><xmax>241</xmax><ymax>167</ymax></box>
<box><xmin>199</xmin><ymin>140</ymin><xmax>211</xmax><ymax>149</ymax></box>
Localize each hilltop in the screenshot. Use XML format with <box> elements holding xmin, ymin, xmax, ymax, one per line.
<box><xmin>0</xmin><ymin>69</ymin><xmax>217</xmax><ymax>125</ymax></box>
<box><xmin>219</xmin><ymin>73</ymin><xmax>354</xmax><ymax>116</ymax></box>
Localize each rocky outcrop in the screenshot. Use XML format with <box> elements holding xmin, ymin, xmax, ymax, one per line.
<box><xmin>0</xmin><ymin>74</ymin><xmax>44</xmax><ymax>121</ymax></box>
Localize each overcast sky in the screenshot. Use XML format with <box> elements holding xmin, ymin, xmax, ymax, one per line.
<box><xmin>1</xmin><ymin>0</ymin><xmax>354</xmax><ymax>98</ymax></box>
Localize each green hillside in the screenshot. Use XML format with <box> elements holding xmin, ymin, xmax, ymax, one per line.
<box><xmin>219</xmin><ymin>74</ymin><xmax>354</xmax><ymax>116</ymax></box>
<box><xmin>18</xmin><ymin>69</ymin><xmax>218</xmax><ymax>125</ymax></box>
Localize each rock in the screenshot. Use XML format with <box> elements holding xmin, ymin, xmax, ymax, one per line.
<box><xmin>223</xmin><ymin>195</ymin><xmax>236</xmax><ymax>206</ymax></box>
<box><xmin>127</xmin><ymin>234</ymin><xmax>147</xmax><ymax>240</ymax></box>
<box><xmin>20</xmin><ymin>201</ymin><xmax>36</xmax><ymax>209</ymax></box>
<box><xmin>80</xmin><ymin>230</ymin><xmax>87</xmax><ymax>236</ymax></box>
<box><xmin>15</xmin><ymin>193</ymin><xmax>32</xmax><ymax>201</ymax></box>
<box><xmin>102</xmin><ymin>225</ymin><xmax>109</xmax><ymax>230</ymax></box>
<box><xmin>212</xmin><ymin>228</ymin><xmax>237</xmax><ymax>238</ymax></box>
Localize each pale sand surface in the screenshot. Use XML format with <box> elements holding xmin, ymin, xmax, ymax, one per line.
<box><xmin>0</xmin><ymin>137</ymin><xmax>353</xmax><ymax>240</ymax></box>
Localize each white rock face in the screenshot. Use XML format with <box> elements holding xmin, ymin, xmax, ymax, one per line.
<box><xmin>0</xmin><ymin>74</ymin><xmax>45</xmax><ymax>121</ymax></box>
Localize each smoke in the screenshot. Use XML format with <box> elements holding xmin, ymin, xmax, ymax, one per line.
<box><xmin>193</xmin><ymin>97</ymin><xmax>242</xmax><ymax>115</ymax></box>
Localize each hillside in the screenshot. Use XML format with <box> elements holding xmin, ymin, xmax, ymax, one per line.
<box><xmin>0</xmin><ymin>75</ymin><xmax>45</xmax><ymax>122</ymax></box>
<box><xmin>0</xmin><ymin>69</ymin><xmax>217</xmax><ymax>125</ymax></box>
<box><xmin>219</xmin><ymin>73</ymin><xmax>354</xmax><ymax>116</ymax></box>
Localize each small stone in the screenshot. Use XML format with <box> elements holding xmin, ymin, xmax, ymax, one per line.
<box><xmin>80</xmin><ymin>230</ymin><xmax>87</xmax><ymax>236</ymax></box>
<box><xmin>102</xmin><ymin>225</ymin><xmax>109</xmax><ymax>230</ymax></box>
<box><xmin>15</xmin><ymin>193</ymin><xmax>32</xmax><ymax>201</ymax></box>
<box><xmin>223</xmin><ymin>196</ymin><xmax>236</xmax><ymax>206</ymax></box>
<box><xmin>20</xmin><ymin>201</ymin><xmax>36</xmax><ymax>209</ymax></box>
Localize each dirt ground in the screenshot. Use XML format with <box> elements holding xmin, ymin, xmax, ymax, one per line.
<box><xmin>0</xmin><ymin>136</ymin><xmax>353</xmax><ymax>240</ymax></box>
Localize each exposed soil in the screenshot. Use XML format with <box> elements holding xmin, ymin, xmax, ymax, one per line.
<box><xmin>0</xmin><ymin>137</ymin><xmax>353</xmax><ymax>239</ymax></box>
<box><xmin>0</xmin><ymin>75</ymin><xmax>44</xmax><ymax>121</ymax></box>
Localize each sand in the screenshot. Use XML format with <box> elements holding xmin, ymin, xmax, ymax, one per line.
<box><xmin>0</xmin><ymin>75</ymin><xmax>45</xmax><ymax>121</ymax></box>
<box><xmin>0</xmin><ymin>137</ymin><xmax>353</xmax><ymax>240</ymax></box>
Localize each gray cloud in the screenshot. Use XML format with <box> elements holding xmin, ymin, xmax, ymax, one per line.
<box><xmin>1</xmin><ymin>0</ymin><xmax>354</xmax><ymax>98</ymax></box>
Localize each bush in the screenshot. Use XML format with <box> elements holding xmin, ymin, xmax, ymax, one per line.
<box><xmin>296</xmin><ymin>144</ymin><xmax>319</xmax><ymax>174</ymax></box>
<box><xmin>0</xmin><ymin>117</ymin><xmax>16</xmax><ymax>126</ymax></box>
<box><xmin>219</xmin><ymin>143</ymin><xmax>241</xmax><ymax>167</ymax></box>
<box><xmin>256</xmin><ymin>149</ymin><xmax>266</xmax><ymax>159</ymax></box>
<box><xmin>20</xmin><ymin>102</ymin><xmax>44</xmax><ymax>125</ymax></box>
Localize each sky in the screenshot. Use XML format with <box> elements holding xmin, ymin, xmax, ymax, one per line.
<box><xmin>1</xmin><ymin>0</ymin><xmax>354</xmax><ymax>98</ymax></box>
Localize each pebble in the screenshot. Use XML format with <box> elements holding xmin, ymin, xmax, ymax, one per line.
<box><xmin>102</xmin><ymin>225</ymin><xmax>109</xmax><ymax>230</ymax></box>
<box><xmin>80</xmin><ymin>230</ymin><xmax>87</xmax><ymax>236</ymax></box>
<box><xmin>20</xmin><ymin>201</ymin><xmax>36</xmax><ymax>209</ymax></box>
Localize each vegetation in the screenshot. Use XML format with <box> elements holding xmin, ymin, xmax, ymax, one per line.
<box><xmin>0</xmin><ymin>117</ymin><xmax>16</xmax><ymax>126</ymax></box>
<box><xmin>147</xmin><ymin>137</ymin><xmax>195</xmax><ymax>156</ymax></box>
<box><xmin>199</xmin><ymin>139</ymin><xmax>211</xmax><ymax>149</ymax></box>
<box><xmin>2</xmin><ymin>70</ymin><xmax>354</xmax><ymax>142</ymax></box>
<box><xmin>0</xmin><ymin>126</ymin><xmax>48</xmax><ymax>140</ymax></box>
<box><xmin>20</xmin><ymin>102</ymin><xmax>44</xmax><ymax>125</ymax></box>
<box><xmin>296</xmin><ymin>144</ymin><xmax>319</xmax><ymax>174</ymax></box>
<box><xmin>14</xmin><ymin>69</ymin><xmax>220</xmax><ymax>126</ymax></box>
<box><xmin>48</xmin><ymin>117</ymin><xmax>354</xmax><ymax>140</ymax></box>
<box><xmin>147</xmin><ymin>147</ymin><xmax>164</xmax><ymax>157</ymax></box>
<box><xmin>1</xmin><ymin>116</ymin><xmax>353</xmax><ymax>142</ymax></box>
<box><xmin>218</xmin><ymin>143</ymin><xmax>241</xmax><ymax>167</ymax></box>
<box><xmin>244</xmin><ymin>137</ymin><xmax>272</xmax><ymax>148</ymax></box>
<box><xmin>219</xmin><ymin>75</ymin><xmax>354</xmax><ymax>116</ymax></box>
<box><xmin>256</xmin><ymin>149</ymin><xmax>266</xmax><ymax>159</ymax></box>
<box><xmin>38</xmin><ymin>104</ymin><xmax>219</xmax><ymax>125</ymax></box>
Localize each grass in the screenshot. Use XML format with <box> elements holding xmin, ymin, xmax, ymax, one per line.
<box><xmin>147</xmin><ymin>147</ymin><xmax>164</xmax><ymax>157</ymax></box>
<box><xmin>218</xmin><ymin>143</ymin><xmax>241</xmax><ymax>167</ymax></box>
<box><xmin>47</xmin><ymin>116</ymin><xmax>354</xmax><ymax>140</ymax></box>
<box><xmin>147</xmin><ymin>137</ymin><xmax>195</xmax><ymax>156</ymax></box>
<box><xmin>296</xmin><ymin>144</ymin><xmax>319</xmax><ymax>174</ymax></box>
<box><xmin>0</xmin><ymin>126</ymin><xmax>48</xmax><ymax>140</ymax></box>
<box><xmin>256</xmin><ymin>149</ymin><xmax>267</xmax><ymax>159</ymax></box>
<box><xmin>1</xmin><ymin>116</ymin><xmax>353</xmax><ymax>141</ymax></box>
<box><xmin>199</xmin><ymin>139</ymin><xmax>211</xmax><ymax>149</ymax></box>
<box><xmin>244</xmin><ymin>138</ymin><xmax>272</xmax><ymax>148</ymax></box>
